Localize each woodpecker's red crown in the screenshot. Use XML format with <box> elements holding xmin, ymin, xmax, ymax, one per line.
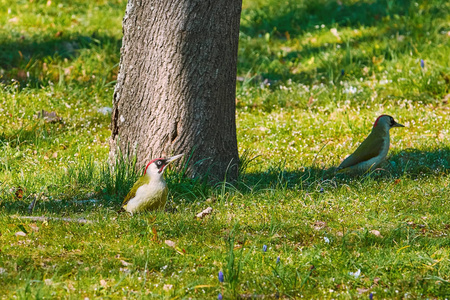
<box><xmin>143</xmin><ymin>154</ymin><xmax>184</xmax><ymax>175</ymax></box>
<box><xmin>373</xmin><ymin>115</ymin><xmax>399</xmax><ymax>128</ymax></box>
<box><xmin>373</xmin><ymin>115</ymin><xmax>388</xmax><ymax>127</ymax></box>
<box><xmin>144</xmin><ymin>158</ymin><xmax>167</xmax><ymax>174</ymax></box>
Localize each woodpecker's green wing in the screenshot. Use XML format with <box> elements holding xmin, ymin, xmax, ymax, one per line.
<box><xmin>122</xmin><ymin>175</ymin><xmax>150</xmax><ymax>207</ymax></box>
<box><xmin>338</xmin><ymin>132</ymin><xmax>385</xmax><ymax>170</ymax></box>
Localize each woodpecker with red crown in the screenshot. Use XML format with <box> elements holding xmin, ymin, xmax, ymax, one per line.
<box><xmin>337</xmin><ymin>115</ymin><xmax>404</xmax><ymax>174</ymax></box>
<box><xmin>122</xmin><ymin>154</ymin><xmax>184</xmax><ymax>214</ymax></box>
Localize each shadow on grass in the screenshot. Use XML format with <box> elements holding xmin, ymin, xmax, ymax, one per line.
<box><xmin>230</xmin><ymin>146</ymin><xmax>450</xmax><ymax>192</ymax></box>
<box><xmin>0</xmin><ymin>113</ymin><xmax>111</xmax><ymax>148</ymax></box>
<box><xmin>389</xmin><ymin>147</ymin><xmax>450</xmax><ymax>176</ymax></box>
<box><xmin>0</xmin><ymin>32</ymin><xmax>121</xmax><ymax>85</ymax></box>
<box><xmin>1</xmin><ymin>147</ymin><xmax>449</xmax><ymax>215</ymax></box>
<box><xmin>0</xmin><ymin>121</ymin><xmax>64</xmax><ymax>148</ymax></box>
<box><xmin>241</xmin><ymin>0</ymin><xmax>414</xmax><ymax>37</ymax></box>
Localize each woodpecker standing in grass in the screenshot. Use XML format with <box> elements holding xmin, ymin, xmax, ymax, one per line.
<box><xmin>337</xmin><ymin>115</ymin><xmax>404</xmax><ymax>174</ymax></box>
<box><xmin>122</xmin><ymin>154</ymin><xmax>183</xmax><ymax>214</ymax></box>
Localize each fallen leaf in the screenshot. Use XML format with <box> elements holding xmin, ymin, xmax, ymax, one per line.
<box><xmin>35</xmin><ymin>110</ymin><xmax>63</xmax><ymax>123</ymax></box>
<box><xmin>164</xmin><ymin>240</ymin><xmax>184</xmax><ymax>255</ymax></box>
<box><xmin>120</xmin><ymin>260</ymin><xmax>132</xmax><ymax>267</ymax></box>
<box><xmin>163</xmin><ymin>284</ymin><xmax>173</xmax><ymax>291</ymax></box>
<box><xmin>195</xmin><ymin>207</ymin><xmax>213</xmax><ymax>219</ymax></box>
<box><xmin>52</xmin><ymin>152</ymin><xmax>58</xmax><ymax>158</ymax></box>
<box><xmin>205</xmin><ymin>197</ymin><xmax>216</xmax><ymax>203</ymax></box>
<box><xmin>285</xmin><ymin>31</ymin><xmax>290</xmax><ymax>40</ymax></box>
<box><xmin>44</xmin><ymin>279</ymin><xmax>52</xmax><ymax>286</ymax></box>
<box><xmin>151</xmin><ymin>226</ymin><xmax>158</xmax><ymax>242</ymax></box>
<box><xmin>15</xmin><ymin>231</ymin><xmax>27</xmax><ymax>237</ymax></box>
<box><xmin>15</xmin><ymin>187</ymin><xmax>24</xmax><ymax>199</ymax></box>
<box><xmin>370</xmin><ymin>230</ymin><xmax>383</xmax><ymax>237</ymax></box>
<box><xmin>443</xmin><ymin>94</ymin><xmax>449</xmax><ymax>104</ymax></box>
<box><xmin>372</xmin><ymin>56</ymin><xmax>384</xmax><ymax>65</ymax></box>
<box><xmin>394</xmin><ymin>179</ymin><xmax>401</xmax><ymax>185</ymax></box>
<box><xmin>64</xmin><ymin>67</ymin><xmax>73</xmax><ymax>75</ymax></box>
<box><xmin>165</xmin><ymin>240</ymin><xmax>176</xmax><ymax>248</ymax></box>
<box><xmin>313</xmin><ymin>221</ymin><xmax>326</xmax><ymax>230</ymax></box>
<box><xmin>357</xmin><ymin>287</ymin><xmax>370</xmax><ymax>294</ymax></box>
<box><xmin>100</xmin><ymin>279</ymin><xmax>107</xmax><ymax>288</ymax></box>
<box><xmin>330</xmin><ymin>28</ymin><xmax>341</xmax><ymax>41</ymax></box>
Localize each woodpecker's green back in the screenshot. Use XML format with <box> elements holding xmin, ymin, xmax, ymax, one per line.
<box><xmin>122</xmin><ymin>175</ymin><xmax>150</xmax><ymax>207</ymax></box>
<box><xmin>338</xmin><ymin>130</ymin><xmax>385</xmax><ymax>170</ymax></box>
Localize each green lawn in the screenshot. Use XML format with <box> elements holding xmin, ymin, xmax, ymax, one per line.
<box><xmin>1</xmin><ymin>0</ymin><xmax>449</xmax><ymax>298</ymax></box>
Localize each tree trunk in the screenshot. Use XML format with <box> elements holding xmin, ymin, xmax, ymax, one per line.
<box><xmin>110</xmin><ymin>0</ymin><xmax>242</xmax><ymax>181</ymax></box>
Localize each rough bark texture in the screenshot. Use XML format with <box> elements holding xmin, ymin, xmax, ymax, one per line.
<box><xmin>111</xmin><ymin>0</ymin><xmax>242</xmax><ymax>181</ymax></box>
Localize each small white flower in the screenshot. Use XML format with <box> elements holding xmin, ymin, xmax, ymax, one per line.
<box><xmin>97</xmin><ymin>107</ymin><xmax>112</xmax><ymax>115</ymax></box>
<box><xmin>349</xmin><ymin>269</ymin><xmax>361</xmax><ymax>278</ymax></box>
<box><xmin>44</xmin><ymin>279</ymin><xmax>53</xmax><ymax>286</ymax></box>
<box><xmin>343</xmin><ymin>86</ymin><xmax>358</xmax><ymax>94</ymax></box>
<box><xmin>163</xmin><ymin>284</ymin><xmax>173</xmax><ymax>291</ymax></box>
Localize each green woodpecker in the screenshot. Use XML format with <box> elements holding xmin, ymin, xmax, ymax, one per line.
<box><xmin>122</xmin><ymin>154</ymin><xmax>183</xmax><ymax>214</ymax></box>
<box><xmin>337</xmin><ymin>115</ymin><xmax>404</xmax><ymax>174</ymax></box>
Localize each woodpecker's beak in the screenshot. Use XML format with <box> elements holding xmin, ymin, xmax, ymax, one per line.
<box><xmin>392</xmin><ymin>122</ymin><xmax>405</xmax><ymax>128</ymax></box>
<box><xmin>158</xmin><ymin>154</ymin><xmax>184</xmax><ymax>174</ymax></box>
<box><xmin>166</xmin><ymin>154</ymin><xmax>184</xmax><ymax>164</ymax></box>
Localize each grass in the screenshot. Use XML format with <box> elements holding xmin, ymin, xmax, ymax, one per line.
<box><xmin>1</xmin><ymin>0</ymin><xmax>450</xmax><ymax>298</ymax></box>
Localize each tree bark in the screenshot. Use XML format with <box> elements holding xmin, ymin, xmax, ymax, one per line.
<box><xmin>110</xmin><ymin>0</ymin><xmax>242</xmax><ymax>181</ymax></box>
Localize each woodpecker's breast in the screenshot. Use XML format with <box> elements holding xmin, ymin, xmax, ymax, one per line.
<box><xmin>378</xmin><ymin>135</ymin><xmax>390</xmax><ymax>158</ymax></box>
<box><xmin>125</xmin><ymin>180</ymin><xmax>168</xmax><ymax>213</ymax></box>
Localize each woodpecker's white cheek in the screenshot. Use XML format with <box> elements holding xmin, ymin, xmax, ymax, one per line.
<box><xmin>147</xmin><ymin>164</ymin><xmax>162</xmax><ymax>176</ymax></box>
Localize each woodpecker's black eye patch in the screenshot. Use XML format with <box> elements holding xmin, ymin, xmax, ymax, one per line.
<box><xmin>390</xmin><ymin>117</ymin><xmax>395</xmax><ymax>126</ymax></box>
<box><xmin>156</xmin><ymin>160</ymin><xmax>166</xmax><ymax>168</ymax></box>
